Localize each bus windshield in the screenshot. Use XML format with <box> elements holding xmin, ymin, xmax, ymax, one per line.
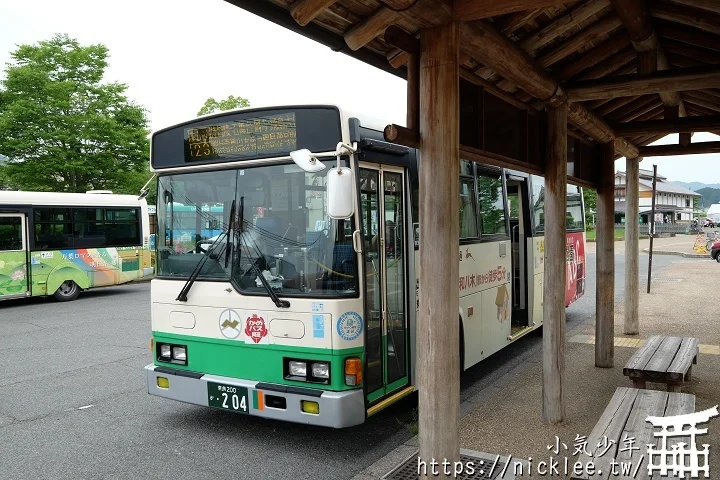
<box><xmin>156</xmin><ymin>160</ymin><xmax>357</xmax><ymax>297</ymax></box>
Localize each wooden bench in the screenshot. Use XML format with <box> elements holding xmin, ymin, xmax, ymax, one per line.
<box><xmin>623</xmin><ymin>336</ymin><xmax>699</xmax><ymax>392</ymax></box>
<box><xmin>573</xmin><ymin>387</ymin><xmax>695</xmax><ymax>480</ymax></box>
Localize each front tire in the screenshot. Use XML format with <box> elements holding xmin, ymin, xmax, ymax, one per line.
<box><xmin>54</xmin><ymin>280</ymin><xmax>80</xmax><ymax>302</ymax></box>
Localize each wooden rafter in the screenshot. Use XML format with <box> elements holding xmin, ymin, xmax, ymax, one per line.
<box><xmin>638</xmin><ymin>142</ymin><xmax>720</xmax><ymax>156</ymax></box>
<box><xmin>619</xmin><ymin>101</ymin><xmax>664</xmax><ymax>123</ymax></box>
<box><xmin>607</xmin><ymin>96</ymin><xmax>657</xmax><ymax>121</ymax></box>
<box><xmin>574</xmin><ymin>47</ymin><xmax>636</xmax><ymax>81</ymax></box>
<box><xmin>612</xmin><ymin>114</ymin><xmax>720</xmax><ymax>136</ymax></box>
<box><xmin>290</xmin><ymin>0</ymin><xmax>337</xmax><ymax>26</ymax></box>
<box><xmin>663</xmin><ymin>39</ymin><xmax>720</xmax><ymax>64</ymax></box>
<box><xmin>651</xmin><ymin>3</ymin><xmax>720</xmax><ymax>36</ymax></box>
<box><xmin>452</xmin><ymin>0</ymin><xmax>575</xmax><ymax>21</ymax></box>
<box><xmin>655</xmin><ymin>21</ymin><xmax>720</xmax><ymax>53</ymax></box>
<box><xmin>520</xmin><ymin>0</ymin><xmax>610</xmax><ymax>55</ymax></box>
<box><xmin>495</xmin><ymin>8</ymin><xmax>549</xmax><ymax>35</ymax></box>
<box><xmin>610</xmin><ymin>0</ymin><xmax>687</xmax><ymax>116</ymax></box>
<box><xmin>554</xmin><ymin>33</ymin><xmax>630</xmax><ymax>81</ymax></box>
<box><xmin>567</xmin><ymin>65</ymin><xmax>720</xmax><ymax>101</ymax></box>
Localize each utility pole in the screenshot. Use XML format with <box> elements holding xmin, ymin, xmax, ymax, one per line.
<box><xmin>647</xmin><ymin>164</ymin><xmax>657</xmax><ymax>293</ymax></box>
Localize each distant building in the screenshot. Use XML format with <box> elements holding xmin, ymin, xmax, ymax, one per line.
<box><xmin>614</xmin><ymin>169</ymin><xmax>700</xmax><ymax>224</ymax></box>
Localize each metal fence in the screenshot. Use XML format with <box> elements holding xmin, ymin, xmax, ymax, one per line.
<box><xmin>612</xmin><ymin>223</ymin><xmax>690</xmax><ymax>235</ymax></box>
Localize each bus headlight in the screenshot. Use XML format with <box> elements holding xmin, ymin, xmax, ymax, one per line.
<box><xmin>172</xmin><ymin>346</ymin><xmax>187</xmax><ymax>362</ymax></box>
<box><xmin>289</xmin><ymin>361</ymin><xmax>307</xmax><ymax>377</ymax></box>
<box><xmin>159</xmin><ymin>344</ymin><xmax>171</xmax><ymax>358</ymax></box>
<box><xmin>311</xmin><ymin>362</ymin><xmax>329</xmax><ymax>379</ymax></box>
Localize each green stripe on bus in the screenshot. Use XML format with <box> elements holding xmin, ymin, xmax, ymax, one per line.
<box><xmin>152</xmin><ymin>331</ymin><xmax>364</xmax><ymax>392</ymax></box>
<box><xmin>252</xmin><ymin>390</ymin><xmax>259</xmax><ymax>409</ymax></box>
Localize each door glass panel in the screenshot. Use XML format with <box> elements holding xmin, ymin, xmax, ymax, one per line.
<box><xmin>384</xmin><ymin>172</ymin><xmax>406</xmax><ymax>384</ymax></box>
<box><xmin>0</xmin><ymin>217</ymin><xmax>23</xmax><ymax>251</ymax></box>
<box><xmin>360</xmin><ymin>169</ymin><xmax>383</xmax><ymax>394</ymax></box>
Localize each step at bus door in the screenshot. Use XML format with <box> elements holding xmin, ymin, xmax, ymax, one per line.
<box><xmin>0</xmin><ymin>213</ymin><xmax>29</xmax><ymax>298</ymax></box>
<box><xmin>359</xmin><ymin>166</ymin><xmax>410</xmax><ymax>404</ymax></box>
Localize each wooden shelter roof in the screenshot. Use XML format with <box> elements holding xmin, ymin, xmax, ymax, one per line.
<box><xmin>226</xmin><ymin>0</ymin><xmax>720</xmax><ymax>160</ymax></box>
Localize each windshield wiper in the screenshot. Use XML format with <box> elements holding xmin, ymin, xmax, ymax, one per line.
<box><xmin>224</xmin><ymin>199</ymin><xmax>236</xmax><ymax>269</ymax></box>
<box><xmin>236</xmin><ymin>198</ymin><xmax>290</xmax><ymax>309</ymax></box>
<box><xmin>175</xmin><ymin>229</ymin><xmax>228</xmax><ymax>302</ymax></box>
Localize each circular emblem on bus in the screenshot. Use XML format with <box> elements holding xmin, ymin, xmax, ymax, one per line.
<box><xmin>219</xmin><ymin>309</ymin><xmax>241</xmax><ymax>339</ymax></box>
<box><xmin>337</xmin><ymin>312</ymin><xmax>363</xmax><ymax>341</ymax></box>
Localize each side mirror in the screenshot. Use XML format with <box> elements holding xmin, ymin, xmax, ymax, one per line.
<box><xmin>327</xmin><ymin>167</ymin><xmax>355</xmax><ymax>219</ymax></box>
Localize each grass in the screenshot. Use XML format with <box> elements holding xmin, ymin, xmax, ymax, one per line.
<box><xmin>585</xmin><ymin>229</ymin><xmax>627</xmax><ymax>241</ymax></box>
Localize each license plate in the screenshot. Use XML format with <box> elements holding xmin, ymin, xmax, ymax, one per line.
<box><xmin>207</xmin><ymin>382</ymin><xmax>249</xmax><ymax>414</ymax></box>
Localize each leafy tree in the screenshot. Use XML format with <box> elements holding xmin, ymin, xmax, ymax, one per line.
<box><xmin>583</xmin><ymin>188</ymin><xmax>597</xmax><ymax>226</ymax></box>
<box><xmin>696</xmin><ymin>187</ymin><xmax>720</xmax><ymax>208</ymax></box>
<box><xmin>197</xmin><ymin>95</ymin><xmax>250</xmax><ymax>117</ymax></box>
<box><xmin>0</xmin><ymin>34</ymin><xmax>150</xmax><ymax>194</ymax></box>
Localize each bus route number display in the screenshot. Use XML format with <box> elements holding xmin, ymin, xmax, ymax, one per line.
<box><xmin>184</xmin><ymin>112</ymin><xmax>297</xmax><ymax>162</ymax></box>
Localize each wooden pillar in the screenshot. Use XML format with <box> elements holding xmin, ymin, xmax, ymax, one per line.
<box><xmin>624</xmin><ymin>155</ymin><xmax>640</xmax><ymax>335</ymax></box>
<box><xmin>542</xmin><ymin>103</ymin><xmax>567</xmax><ymax>424</ymax></box>
<box><xmin>595</xmin><ymin>142</ymin><xmax>615</xmax><ymax>367</ymax></box>
<box><xmin>417</xmin><ymin>22</ymin><xmax>460</xmax><ymax>472</ymax></box>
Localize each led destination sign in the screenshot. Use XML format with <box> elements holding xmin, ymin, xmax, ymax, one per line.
<box><xmin>184</xmin><ymin>113</ymin><xmax>297</xmax><ymax>162</ymax></box>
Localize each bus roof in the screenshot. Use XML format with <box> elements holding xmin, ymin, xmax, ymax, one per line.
<box><xmin>0</xmin><ymin>190</ymin><xmax>145</xmax><ymax>207</ymax></box>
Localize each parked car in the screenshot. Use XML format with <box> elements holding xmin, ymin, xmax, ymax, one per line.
<box><xmin>711</xmin><ymin>240</ymin><xmax>720</xmax><ymax>262</ymax></box>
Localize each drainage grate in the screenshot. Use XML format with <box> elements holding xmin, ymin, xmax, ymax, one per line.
<box><xmin>383</xmin><ymin>451</ymin><xmax>508</xmax><ymax>480</ymax></box>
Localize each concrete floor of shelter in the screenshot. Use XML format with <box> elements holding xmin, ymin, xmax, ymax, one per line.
<box><xmin>459</xmin><ymin>259</ymin><xmax>720</xmax><ymax>478</ymax></box>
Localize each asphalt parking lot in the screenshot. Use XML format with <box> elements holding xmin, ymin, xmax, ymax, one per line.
<box><xmin>0</xmin><ymin>250</ymin><xmax>688</xmax><ymax>479</ymax></box>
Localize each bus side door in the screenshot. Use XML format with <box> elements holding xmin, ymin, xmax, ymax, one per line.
<box><xmin>0</xmin><ymin>214</ymin><xmax>29</xmax><ymax>298</ymax></box>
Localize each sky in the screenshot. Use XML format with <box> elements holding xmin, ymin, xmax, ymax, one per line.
<box><xmin>1</xmin><ymin>0</ymin><xmax>718</xmax><ymax>185</ymax></box>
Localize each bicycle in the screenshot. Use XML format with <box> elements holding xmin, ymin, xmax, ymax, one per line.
<box><xmin>705</xmin><ymin>230</ymin><xmax>720</xmax><ymax>252</ymax></box>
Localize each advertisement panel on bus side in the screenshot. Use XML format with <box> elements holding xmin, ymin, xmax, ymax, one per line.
<box><xmin>565</xmin><ymin>232</ymin><xmax>586</xmax><ymax>306</ymax></box>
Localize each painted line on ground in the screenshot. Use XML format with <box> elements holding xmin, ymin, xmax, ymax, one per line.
<box><xmin>568</xmin><ymin>334</ymin><xmax>719</xmax><ymax>355</ymax></box>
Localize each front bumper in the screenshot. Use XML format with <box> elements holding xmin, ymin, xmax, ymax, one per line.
<box><xmin>145</xmin><ymin>364</ymin><xmax>366</xmax><ymax>428</ymax></box>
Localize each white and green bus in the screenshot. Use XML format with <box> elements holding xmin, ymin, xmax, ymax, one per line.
<box><xmin>0</xmin><ymin>191</ymin><xmax>154</xmax><ymax>302</ymax></box>
<box><xmin>145</xmin><ymin>104</ymin><xmax>586</xmax><ymax>428</ymax></box>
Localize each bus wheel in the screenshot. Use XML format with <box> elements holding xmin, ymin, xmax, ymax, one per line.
<box><xmin>54</xmin><ymin>280</ymin><xmax>80</xmax><ymax>302</ymax></box>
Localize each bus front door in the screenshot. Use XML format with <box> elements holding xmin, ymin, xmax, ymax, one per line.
<box><xmin>0</xmin><ymin>213</ymin><xmax>29</xmax><ymax>299</ymax></box>
<box><xmin>359</xmin><ymin>167</ymin><xmax>410</xmax><ymax>404</ymax></box>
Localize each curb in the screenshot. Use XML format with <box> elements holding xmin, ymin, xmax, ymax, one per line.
<box><xmin>641</xmin><ymin>248</ymin><xmax>708</xmax><ymax>259</ymax></box>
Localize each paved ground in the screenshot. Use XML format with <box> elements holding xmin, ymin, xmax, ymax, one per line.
<box><xmin>0</xmin><ymin>243</ymin><xmax>711</xmax><ymax>480</ymax></box>
<box><xmin>353</xmin><ymin>240</ymin><xmax>717</xmax><ymax>479</ymax></box>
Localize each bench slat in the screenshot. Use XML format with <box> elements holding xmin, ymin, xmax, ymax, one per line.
<box><xmin>643</xmin><ymin>336</ymin><xmax>683</xmax><ymax>376</ymax></box>
<box><xmin>667</xmin><ymin>338</ymin><xmax>699</xmax><ymax>382</ymax></box>
<box><xmin>651</xmin><ymin>393</ymin><xmax>696</xmax><ymax>480</ymax></box>
<box><xmin>576</xmin><ymin>388</ymin><xmax>639</xmax><ymax>480</ymax></box>
<box><xmin>623</xmin><ymin>336</ymin><xmax>664</xmax><ymax>375</ymax></box>
<box><xmin>619</xmin><ymin>390</ymin><xmax>670</xmax><ymax>480</ymax></box>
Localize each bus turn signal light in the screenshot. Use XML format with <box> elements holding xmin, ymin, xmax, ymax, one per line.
<box><xmin>345</xmin><ymin>357</ymin><xmax>362</xmax><ymax>386</ymax></box>
<box><xmin>157</xmin><ymin>377</ymin><xmax>169</xmax><ymax>389</ymax></box>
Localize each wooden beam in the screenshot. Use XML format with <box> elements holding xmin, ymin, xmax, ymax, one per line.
<box><xmin>567</xmin><ymin>65</ymin><xmax>720</xmax><ymax>101</ymax></box>
<box><xmin>655</xmin><ymin>21</ymin><xmax>720</xmax><ymax>53</ymax></box>
<box><xmin>680</xmin><ymin>132</ymin><xmax>692</xmax><ymax>146</ymax></box>
<box><xmin>384</xmin><ymin>25</ymin><xmax>419</xmax><ymax>54</ymax></box>
<box><xmin>453</xmin><ymin>0</ymin><xmax>572</xmax><ymax>21</ymax></box>
<box><xmin>460</xmin><ymin>21</ymin><xmax>563</xmax><ymax>103</ymax></box>
<box><xmin>596</xmin><ymin>95</ymin><xmax>641</xmax><ymax>116</ymax></box>
<box><xmin>461</xmin><ymin>19</ymin><xmax>639</xmax><ymax>158</ymax></box>
<box><xmin>684</xmin><ymin>101</ymin><xmax>719</xmax><ymax>116</ymax></box>
<box><xmin>554</xmin><ymin>33</ymin><xmax>630</xmax><ymax>81</ymax></box>
<box><xmin>417</xmin><ymin>20</ymin><xmax>460</xmax><ymax>466</ymax></box>
<box><xmin>663</xmin><ymin>39</ymin><xmax>720</xmax><ymax>64</ymax></box>
<box><xmin>387</xmin><ymin>48</ymin><xmax>408</xmax><ymax>68</ymax></box>
<box><xmin>520</xmin><ymin>0</ymin><xmax>610</xmax><ymax>54</ymax></box>
<box><xmin>639</xmin><ymin>142</ymin><xmax>720</xmax><ymax>156</ymax></box>
<box><xmin>624</xmin><ymin>156</ymin><xmax>640</xmax><ymax>335</ymax></box>
<box><xmin>664</xmin><ymin>0</ymin><xmax>720</xmax><ymax>14</ymax></box>
<box><xmin>610</xmin><ymin>0</ymin><xmax>687</xmax><ymax>115</ymax></box>
<box><xmin>617</xmin><ymin>99</ymin><xmax>663</xmax><ymax>123</ymax></box>
<box><xmin>613</xmin><ymin>114</ymin><xmax>720</xmax><ymax>136</ymax></box>
<box><xmin>595</xmin><ymin>140</ymin><xmax>614</xmax><ymax>368</ymax></box>
<box><xmin>495</xmin><ymin>7</ymin><xmax>548</xmax><ymax>34</ymax></box>
<box><xmin>543</xmin><ymin>103</ymin><xmax>567</xmax><ymax>425</ymax></box>
<box><xmin>567</xmin><ymin>103</ymin><xmax>640</xmax><ymax>158</ymax></box>
<box><xmin>651</xmin><ymin>3</ymin><xmax>720</xmax><ymax>36</ymax></box>
<box><xmin>384</xmin><ymin>124</ymin><xmax>419</xmax><ymax>148</ymax></box>
<box><xmin>682</xmin><ymin>91</ymin><xmax>720</xmax><ymax>110</ymax></box>
<box><xmin>345</xmin><ymin>7</ymin><xmax>402</xmax><ymax>51</ymax></box>
<box><xmin>290</xmin><ymin>0</ymin><xmax>337</xmax><ymax>26</ymax></box>
<box><xmin>607</xmin><ymin>96</ymin><xmax>656</xmax><ymax>121</ymax></box>
<box><xmin>574</xmin><ymin>48</ymin><xmax>636</xmax><ymax>81</ymax></box>
<box><xmin>537</xmin><ymin>15</ymin><xmax>623</xmax><ymax>68</ymax></box>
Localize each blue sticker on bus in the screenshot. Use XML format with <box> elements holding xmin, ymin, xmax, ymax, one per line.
<box><xmin>313</xmin><ymin>315</ymin><xmax>325</xmax><ymax>338</ymax></box>
<box><xmin>336</xmin><ymin>312</ymin><xmax>363</xmax><ymax>341</ymax></box>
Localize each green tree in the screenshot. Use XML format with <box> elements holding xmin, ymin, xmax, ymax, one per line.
<box><xmin>583</xmin><ymin>188</ymin><xmax>597</xmax><ymax>226</ymax></box>
<box><xmin>197</xmin><ymin>95</ymin><xmax>250</xmax><ymax>117</ymax></box>
<box><xmin>0</xmin><ymin>34</ymin><xmax>150</xmax><ymax>193</ymax></box>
